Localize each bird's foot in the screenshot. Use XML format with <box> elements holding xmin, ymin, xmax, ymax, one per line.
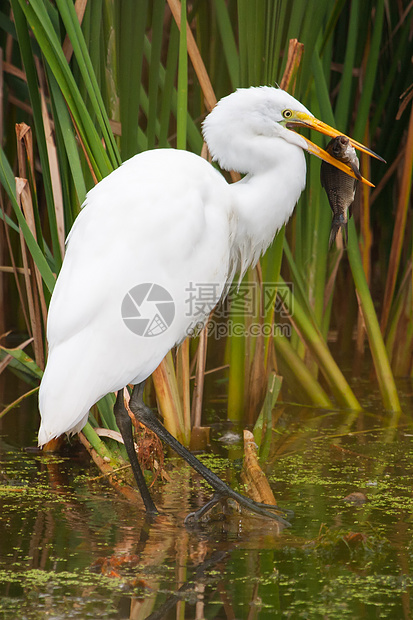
<box><xmin>128</xmin><ymin>383</ymin><xmax>293</xmax><ymax>527</ymax></box>
<box><xmin>184</xmin><ymin>490</ymin><xmax>292</xmax><ymax>526</ymax></box>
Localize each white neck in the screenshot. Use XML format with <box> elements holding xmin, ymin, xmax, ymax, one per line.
<box><xmin>202</xmin><ymin>87</ymin><xmax>312</xmax><ymax>278</ymax></box>
<box><xmin>228</xmin><ymin>136</ymin><xmax>307</xmax><ymax>276</ymax></box>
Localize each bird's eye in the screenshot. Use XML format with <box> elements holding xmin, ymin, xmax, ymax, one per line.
<box><xmin>282</xmin><ymin>109</ymin><xmax>293</xmax><ymax>119</ymax></box>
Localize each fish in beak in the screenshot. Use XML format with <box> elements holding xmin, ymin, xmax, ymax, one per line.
<box><xmin>285</xmin><ymin>111</ymin><xmax>385</xmax><ymax>188</ymax></box>
<box><xmin>320</xmin><ymin>135</ymin><xmax>360</xmax><ymax>248</ymax></box>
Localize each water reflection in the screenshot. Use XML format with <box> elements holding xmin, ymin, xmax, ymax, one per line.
<box><xmin>1</xmin><ymin>371</ymin><xmax>413</xmax><ymax>618</ymax></box>
<box><xmin>0</xmin><ymin>441</ymin><xmax>286</xmax><ymax>618</ymax></box>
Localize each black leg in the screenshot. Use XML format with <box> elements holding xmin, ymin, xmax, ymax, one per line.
<box><xmin>114</xmin><ymin>388</ymin><xmax>158</xmax><ymax>515</ymax></box>
<box><xmin>129</xmin><ymin>382</ymin><xmax>291</xmax><ymax>526</ymax></box>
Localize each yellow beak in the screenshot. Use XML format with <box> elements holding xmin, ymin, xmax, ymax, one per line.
<box><xmin>286</xmin><ymin>112</ymin><xmax>385</xmax><ymax>188</ymax></box>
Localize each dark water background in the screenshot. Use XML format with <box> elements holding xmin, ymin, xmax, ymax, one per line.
<box><xmin>1</xmin><ymin>371</ymin><xmax>413</xmax><ymax>619</ymax></box>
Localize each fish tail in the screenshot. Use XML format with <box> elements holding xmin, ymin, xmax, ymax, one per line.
<box><xmin>329</xmin><ymin>219</ymin><xmax>341</xmax><ymax>248</ymax></box>
<box><xmin>329</xmin><ymin>217</ymin><xmax>347</xmax><ymax>249</ymax></box>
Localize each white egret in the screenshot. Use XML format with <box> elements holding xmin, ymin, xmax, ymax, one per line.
<box><xmin>38</xmin><ymin>86</ymin><xmax>380</xmax><ymax>523</ymax></box>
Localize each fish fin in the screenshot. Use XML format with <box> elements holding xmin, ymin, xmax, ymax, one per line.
<box><xmin>329</xmin><ymin>218</ymin><xmax>349</xmax><ymax>249</ymax></box>
<box><xmin>343</xmin><ymin>222</ymin><xmax>348</xmax><ymax>247</ymax></box>
<box><xmin>329</xmin><ymin>220</ymin><xmax>341</xmax><ymax>249</ymax></box>
<box><xmin>348</xmin><ymin>160</ymin><xmax>362</xmax><ymax>181</ymax></box>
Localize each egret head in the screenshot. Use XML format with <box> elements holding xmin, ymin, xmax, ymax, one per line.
<box><xmin>202</xmin><ymin>86</ymin><xmax>383</xmax><ymax>184</ymax></box>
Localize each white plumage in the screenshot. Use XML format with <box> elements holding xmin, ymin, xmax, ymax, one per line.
<box><xmin>39</xmin><ymin>86</ymin><xmax>370</xmax><ymax>449</ymax></box>
<box><xmin>39</xmin><ymin>149</ymin><xmax>235</xmax><ymax>441</ymax></box>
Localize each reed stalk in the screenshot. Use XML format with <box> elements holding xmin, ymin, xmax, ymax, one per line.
<box><xmin>1</xmin><ymin>0</ymin><xmax>410</xmax><ymax>451</ymax></box>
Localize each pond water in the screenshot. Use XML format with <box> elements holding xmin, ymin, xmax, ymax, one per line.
<box><xmin>1</xmin><ymin>372</ymin><xmax>413</xmax><ymax>619</ymax></box>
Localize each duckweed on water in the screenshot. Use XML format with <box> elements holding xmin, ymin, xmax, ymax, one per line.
<box><xmin>0</xmin><ymin>568</ymin><xmax>128</xmax><ymax>592</ymax></box>
<box><xmin>197</xmin><ymin>453</ymin><xmax>234</xmax><ymax>475</ymax></box>
<box><xmin>2</xmin><ymin>405</ymin><xmax>413</xmax><ymax>619</ymax></box>
<box><xmin>282</xmin><ymin>573</ymin><xmax>413</xmax><ymax>619</ymax></box>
